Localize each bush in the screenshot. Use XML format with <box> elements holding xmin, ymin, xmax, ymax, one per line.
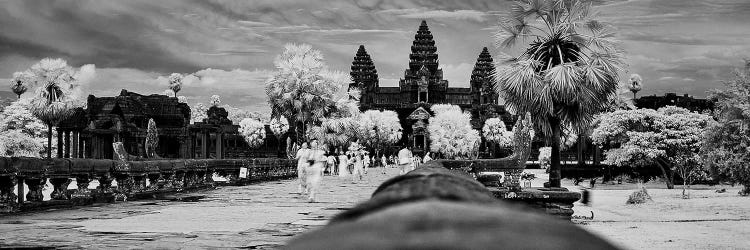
<box><xmin>626</xmin><ymin>187</ymin><xmax>652</xmax><ymax>204</ymax></box>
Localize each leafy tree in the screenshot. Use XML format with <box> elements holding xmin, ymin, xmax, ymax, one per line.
<box><xmin>428</xmin><ymin>104</ymin><xmax>481</xmax><ymax>159</ymax></box>
<box><xmin>493</xmin><ymin>0</ymin><xmax>624</xmax><ymax>187</ymax></box>
<box><xmin>592</xmin><ymin>107</ymin><xmax>713</xmax><ymax>189</ymax></box>
<box><xmin>702</xmin><ymin>66</ymin><xmax>750</xmax><ymax>195</ymax></box>
<box><xmin>191</xmin><ymin>103</ymin><xmax>208</xmax><ymax>124</ymax></box>
<box><xmin>483</xmin><ymin>118</ymin><xmax>513</xmax><ymax>148</ymax></box>
<box><xmin>210</xmin><ymin>95</ymin><xmax>221</xmax><ymax>107</ymax></box>
<box><xmin>10</xmin><ymin>71</ymin><xmax>32</xmax><ymax>99</ymax></box>
<box><xmin>239</xmin><ymin>118</ymin><xmax>266</xmax><ymax>148</ymax></box>
<box><xmin>358</xmin><ymin>110</ymin><xmax>402</xmax><ymax>156</ymax></box>
<box><xmin>628</xmin><ymin>74</ymin><xmax>643</xmax><ymax>100</ymax></box>
<box><xmin>269</xmin><ymin>116</ymin><xmax>290</xmax><ymax>138</ymax></box>
<box><xmin>167</xmin><ymin>73</ymin><xmax>183</xmax><ymax>97</ymax></box>
<box><xmin>24</xmin><ymin>58</ymin><xmax>87</xmax><ymax>158</ymax></box>
<box><xmin>144</xmin><ymin>118</ymin><xmax>159</xmax><ymax>158</ymax></box>
<box><xmin>0</xmin><ymin>98</ymin><xmax>51</xmax><ymax>156</ymax></box>
<box><xmin>265</xmin><ymin>43</ymin><xmax>348</xmax><ymax>143</ymax></box>
<box><xmin>0</xmin><ymin>130</ymin><xmax>43</xmax><ymax>157</ymax></box>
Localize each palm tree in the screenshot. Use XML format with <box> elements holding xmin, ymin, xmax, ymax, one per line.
<box><xmin>265</xmin><ymin>43</ymin><xmax>348</xmax><ymax>143</ymax></box>
<box><xmin>10</xmin><ymin>71</ymin><xmax>31</xmax><ymax>99</ymax></box>
<box><xmin>494</xmin><ymin>0</ymin><xmax>624</xmax><ymax>188</ymax></box>
<box><xmin>628</xmin><ymin>74</ymin><xmax>643</xmax><ymax>100</ymax></box>
<box><xmin>168</xmin><ymin>73</ymin><xmax>183</xmax><ymax>97</ymax></box>
<box><xmin>26</xmin><ymin>58</ymin><xmax>82</xmax><ymax>158</ymax></box>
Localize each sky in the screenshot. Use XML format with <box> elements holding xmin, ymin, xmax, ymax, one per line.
<box><xmin>1</xmin><ymin>0</ymin><xmax>749</xmax><ymax>113</ymax></box>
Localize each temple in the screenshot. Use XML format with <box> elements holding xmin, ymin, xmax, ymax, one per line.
<box><xmin>351</xmin><ymin>20</ymin><xmax>513</xmax><ymax>154</ymax></box>
<box><xmin>56</xmin><ymin>90</ymin><xmax>283</xmax><ymax>160</ymax></box>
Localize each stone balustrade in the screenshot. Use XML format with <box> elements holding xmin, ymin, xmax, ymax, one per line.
<box><xmin>0</xmin><ymin>157</ymin><xmax>296</xmax><ymax>213</ymax></box>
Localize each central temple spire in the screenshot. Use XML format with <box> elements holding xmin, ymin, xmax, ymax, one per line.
<box><xmin>409</xmin><ymin>20</ymin><xmax>439</xmax><ymax>74</ymax></box>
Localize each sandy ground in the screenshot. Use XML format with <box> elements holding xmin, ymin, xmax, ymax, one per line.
<box><xmin>522</xmin><ymin>168</ymin><xmax>750</xmax><ymax>250</ymax></box>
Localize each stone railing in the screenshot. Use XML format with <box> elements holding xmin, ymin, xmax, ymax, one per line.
<box><xmin>0</xmin><ymin>157</ymin><xmax>296</xmax><ymax>213</ymax></box>
<box><xmin>284</xmin><ymin>162</ymin><xmax>615</xmax><ymax>249</ymax></box>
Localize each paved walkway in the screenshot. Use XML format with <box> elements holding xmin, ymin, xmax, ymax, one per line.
<box><xmin>0</xmin><ymin>167</ymin><xmax>400</xmax><ymax>249</ymax></box>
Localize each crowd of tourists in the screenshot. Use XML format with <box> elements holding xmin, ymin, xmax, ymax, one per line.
<box><xmin>294</xmin><ymin>141</ymin><xmax>433</xmax><ymax>203</ymax></box>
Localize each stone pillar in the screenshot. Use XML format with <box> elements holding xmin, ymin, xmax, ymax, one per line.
<box><xmin>71</xmin><ymin>175</ymin><xmax>91</xmax><ymax>198</ymax></box>
<box><xmin>24</xmin><ymin>178</ymin><xmax>45</xmax><ymax>202</ymax></box>
<box><xmin>16</xmin><ymin>177</ymin><xmax>24</xmax><ymax>203</ymax></box>
<box><xmin>0</xmin><ymin>176</ymin><xmax>18</xmax><ymax>212</ymax></box>
<box><xmin>71</xmin><ymin>131</ymin><xmax>79</xmax><ymax>158</ymax></box>
<box><xmin>202</xmin><ymin>132</ymin><xmax>209</xmax><ymax>159</ymax></box>
<box><xmin>57</xmin><ymin>129</ymin><xmax>64</xmax><ymax>158</ymax></box>
<box><xmin>50</xmin><ymin>178</ymin><xmax>72</xmax><ymax>200</ymax></box>
<box><xmin>147</xmin><ymin>174</ymin><xmax>160</xmax><ymax>191</ymax></box>
<box><xmin>64</xmin><ymin>131</ymin><xmax>71</xmax><ymax>158</ymax></box>
<box><xmin>115</xmin><ymin>174</ymin><xmax>134</xmax><ymax>196</ymax></box>
<box><xmin>216</xmin><ymin>133</ymin><xmax>223</xmax><ymax>159</ymax></box>
<box><xmin>97</xmin><ymin>174</ymin><xmax>114</xmax><ymax>194</ymax></box>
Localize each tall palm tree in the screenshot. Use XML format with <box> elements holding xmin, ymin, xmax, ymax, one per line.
<box><xmin>494</xmin><ymin>0</ymin><xmax>624</xmax><ymax>187</ymax></box>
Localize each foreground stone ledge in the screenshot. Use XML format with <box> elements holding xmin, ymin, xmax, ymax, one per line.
<box><xmin>0</xmin><ymin>157</ymin><xmax>297</xmax><ymax>214</ymax></box>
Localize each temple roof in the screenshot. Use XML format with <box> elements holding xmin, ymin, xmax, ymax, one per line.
<box><xmin>350</xmin><ymin>45</ymin><xmax>379</xmax><ymax>91</ymax></box>
<box><xmin>409</xmin><ymin>20</ymin><xmax>439</xmax><ymax>74</ymax></box>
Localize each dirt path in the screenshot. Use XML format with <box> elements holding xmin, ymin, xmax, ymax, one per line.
<box><xmin>0</xmin><ymin>167</ymin><xmax>399</xmax><ymax>249</ymax></box>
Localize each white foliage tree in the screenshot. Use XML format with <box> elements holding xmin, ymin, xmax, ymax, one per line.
<box><xmin>428</xmin><ymin>104</ymin><xmax>481</xmax><ymax>159</ymax></box>
<box><xmin>359</xmin><ymin>110</ymin><xmax>402</xmax><ymax>155</ymax></box>
<box><xmin>239</xmin><ymin>118</ymin><xmax>266</xmax><ymax>148</ymax></box>
<box><xmin>483</xmin><ymin>117</ymin><xmax>513</xmax><ymax>148</ymax></box>
<box><xmin>0</xmin><ymin>99</ymin><xmax>49</xmax><ymax>157</ymax></box>
<box><xmin>265</xmin><ymin>43</ymin><xmax>349</xmax><ymax>142</ymax></box>
<box><xmin>210</xmin><ymin>95</ymin><xmax>221</xmax><ymax>107</ymax></box>
<box><xmin>191</xmin><ymin>103</ymin><xmax>208</xmax><ymax>124</ymax></box>
<box><xmin>269</xmin><ymin>116</ymin><xmax>290</xmax><ymax>138</ymax></box>
<box><xmin>10</xmin><ymin>71</ymin><xmax>32</xmax><ymax>98</ymax></box>
<box><xmin>0</xmin><ymin>130</ymin><xmax>43</xmax><ymax>157</ymax></box>
<box><xmin>168</xmin><ymin>73</ymin><xmax>183</xmax><ymax>97</ymax></box>
<box><xmin>23</xmin><ymin>58</ymin><xmax>90</xmax><ymax>158</ymax></box>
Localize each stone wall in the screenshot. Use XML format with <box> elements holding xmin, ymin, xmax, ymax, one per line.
<box><xmin>0</xmin><ymin>157</ymin><xmax>296</xmax><ymax>213</ymax></box>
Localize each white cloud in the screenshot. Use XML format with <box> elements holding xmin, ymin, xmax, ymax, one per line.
<box><xmin>440</xmin><ymin>63</ymin><xmax>474</xmax><ymax>87</ymax></box>
<box><xmin>379</xmin><ymin>9</ymin><xmax>488</xmax><ymax>22</ymax></box>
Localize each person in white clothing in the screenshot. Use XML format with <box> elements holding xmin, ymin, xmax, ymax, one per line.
<box><xmin>338</xmin><ymin>151</ymin><xmax>349</xmax><ymax>177</ymax></box>
<box><xmin>326</xmin><ymin>154</ymin><xmax>336</xmax><ymax>176</ymax></box>
<box><xmin>295</xmin><ymin>142</ymin><xmax>310</xmax><ymax>194</ymax></box>
<box><xmin>381</xmin><ymin>154</ymin><xmax>388</xmax><ymax>174</ymax></box>
<box><xmin>363</xmin><ymin>152</ymin><xmax>371</xmax><ymax>174</ymax></box>
<box><xmin>397</xmin><ymin>146</ymin><xmax>413</xmax><ymax>175</ymax></box>
<box><xmin>423</xmin><ymin>152</ymin><xmax>432</xmax><ymax>163</ymax></box>
<box><xmin>305</xmin><ymin>140</ymin><xmax>326</xmax><ymax>202</ymax></box>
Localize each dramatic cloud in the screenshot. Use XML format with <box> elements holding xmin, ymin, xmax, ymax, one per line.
<box><xmin>1</xmin><ymin>0</ymin><xmax>749</xmax><ymax>112</ymax></box>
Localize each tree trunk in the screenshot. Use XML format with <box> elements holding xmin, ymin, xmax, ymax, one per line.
<box><xmin>47</xmin><ymin>124</ymin><xmax>53</xmax><ymax>159</ymax></box>
<box><xmin>549</xmin><ymin>117</ymin><xmax>562</xmax><ymax>188</ymax></box>
<box><xmin>682</xmin><ymin>178</ymin><xmax>689</xmax><ymax>199</ymax></box>
<box><xmin>655</xmin><ymin>159</ymin><xmax>674</xmax><ymax>189</ymax></box>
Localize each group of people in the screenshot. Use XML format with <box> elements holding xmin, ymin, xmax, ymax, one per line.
<box><xmin>295</xmin><ymin>142</ymin><xmax>434</xmax><ymax>203</ymax></box>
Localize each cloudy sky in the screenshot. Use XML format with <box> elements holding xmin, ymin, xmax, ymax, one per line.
<box><xmin>1</xmin><ymin>0</ymin><xmax>749</xmax><ymax>112</ymax></box>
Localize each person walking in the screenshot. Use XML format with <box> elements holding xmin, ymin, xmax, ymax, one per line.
<box><xmin>295</xmin><ymin>142</ymin><xmax>310</xmax><ymax>194</ymax></box>
<box><xmin>363</xmin><ymin>152</ymin><xmax>371</xmax><ymax>175</ymax></box>
<box><xmin>305</xmin><ymin>140</ymin><xmax>326</xmax><ymax>203</ymax></box>
<box><xmin>381</xmin><ymin>154</ymin><xmax>388</xmax><ymax>174</ymax></box>
<box><xmin>397</xmin><ymin>146</ymin><xmax>413</xmax><ymax>175</ymax></box>
<box><xmin>423</xmin><ymin>152</ymin><xmax>432</xmax><ymax>163</ymax></box>
<box><xmin>326</xmin><ymin>153</ymin><xmax>336</xmax><ymax>176</ymax></box>
<box><xmin>338</xmin><ymin>150</ymin><xmax>349</xmax><ymax>177</ymax></box>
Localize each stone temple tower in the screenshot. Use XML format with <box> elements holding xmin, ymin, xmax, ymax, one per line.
<box><xmin>349</xmin><ymin>45</ymin><xmax>379</xmax><ymax>107</ymax></box>
<box><xmin>470</xmin><ymin>47</ymin><xmax>498</xmax><ymax>106</ymax></box>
